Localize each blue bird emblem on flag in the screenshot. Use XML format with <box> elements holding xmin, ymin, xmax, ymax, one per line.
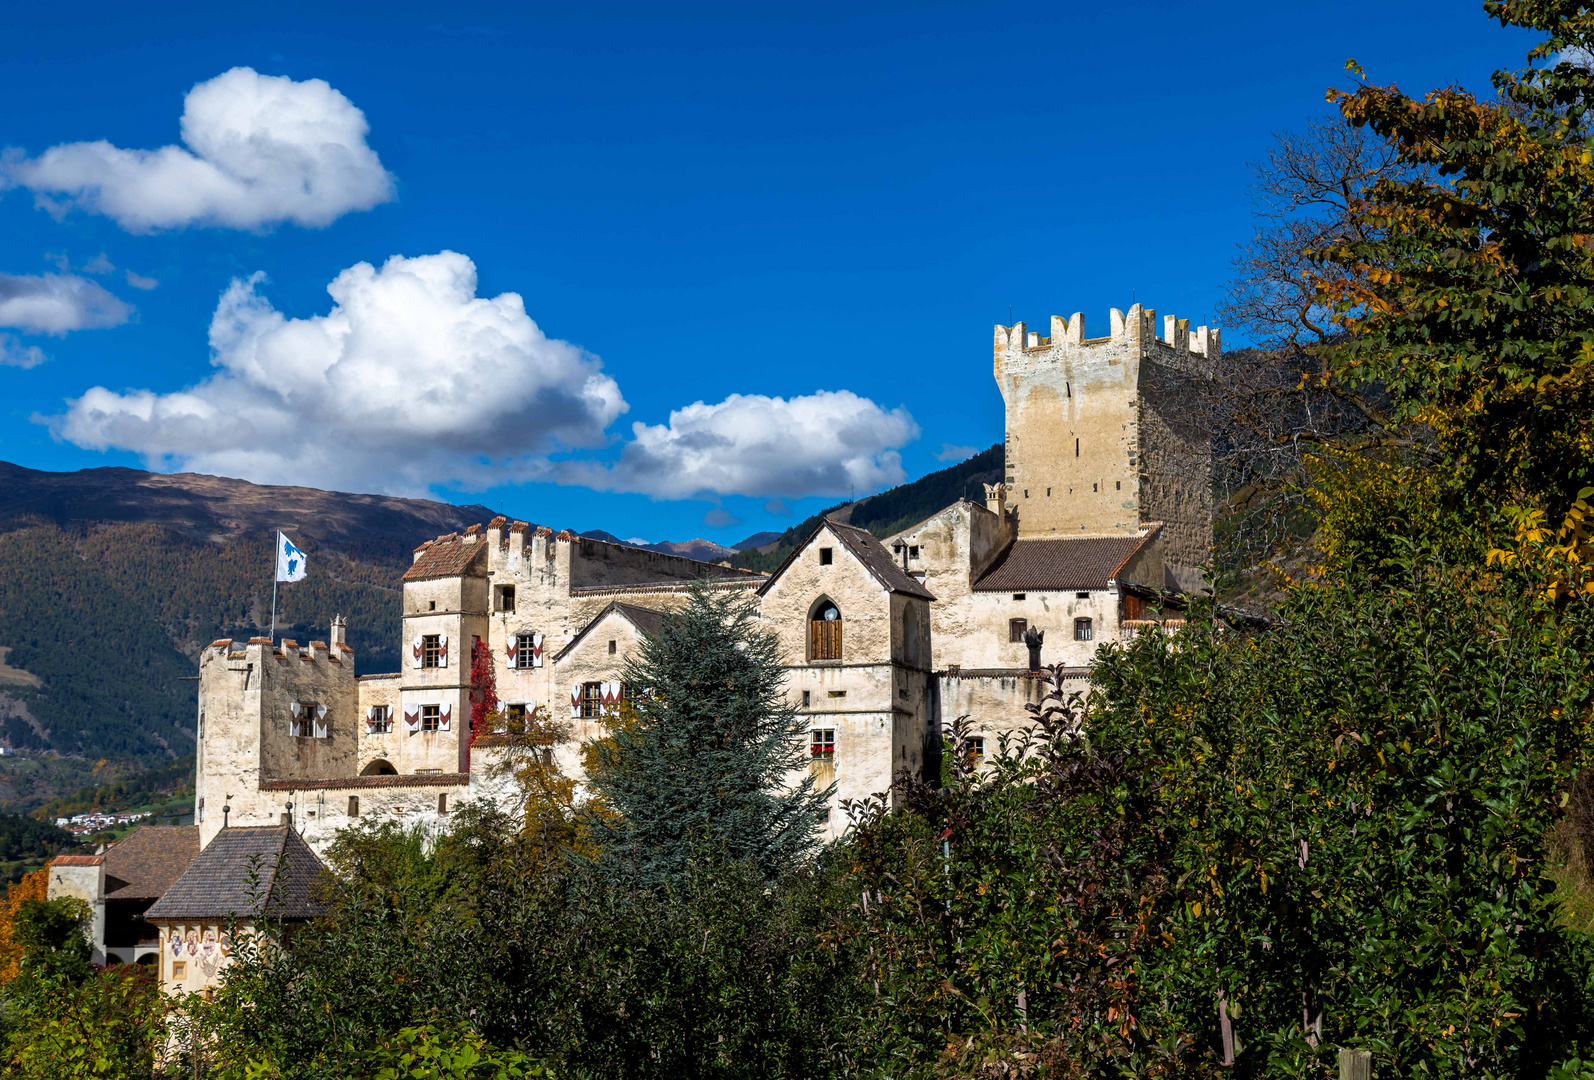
<box><xmin>275</xmin><ymin>532</ymin><xmax>308</xmax><ymax>583</ymax></box>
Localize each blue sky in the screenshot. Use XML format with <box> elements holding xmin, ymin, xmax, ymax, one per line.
<box><xmin>0</xmin><ymin>1</ymin><xmax>1536</xmax><ymax>545</ymax></box>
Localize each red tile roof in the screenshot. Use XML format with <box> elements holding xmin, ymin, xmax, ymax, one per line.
<box><xmin>403</xmin><ymin>532</ymin><xmax>489</xmax><ymax>581</ymax></box>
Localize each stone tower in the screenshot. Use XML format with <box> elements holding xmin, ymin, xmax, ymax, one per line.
<box><xmin>993</xmin><ymin>303</ymin><xmax>1218</xmax><ymax>591</ymax></box>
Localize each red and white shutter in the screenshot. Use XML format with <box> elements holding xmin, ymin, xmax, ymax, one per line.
<box><xmin>531</xmin><ymin>632</ymin><xmax>544</xmax><ymax>668</ymax></box>
<box><xmin>410</xmin><ymin>635</ymin><xmax>423</xmax><ymax>669</ymax></box>
<box><xmin>570</xmin><ymin>683</ymin><xmax>582</xmax><ymax>719</ymax></box>
<box><xmin>438</xmin><ymin>633</ymin><xmax>449</xmax><ymax>667</ymax></box>
<box><xmin>403</xmin><ymin>707</ymin><xmax>420</xmax><ymax>735</ymax></box>
<box><xmin>505</xmin><ymin>635</ymin><xmax>518</xmax><ymax>669</ymax></box>
<box><xmin>313</xmin><ymin>703</ymin><xmax>329</xmax><ymax>739</ymax></box>
<box><xmin>439</xmin><ymin>702</ymin><xmax>452</xmax><ymax>732</ymax></box>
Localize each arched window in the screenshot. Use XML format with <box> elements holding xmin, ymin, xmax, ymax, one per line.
<box><xmin>360</xmin><ymin>758</ymin><xmax>398</xmax><ymax>776</ymax></box>
<box><xmin>810</xmin><ymin>600</ymin><xmax>842</xmax><ymax>661</ymax></box>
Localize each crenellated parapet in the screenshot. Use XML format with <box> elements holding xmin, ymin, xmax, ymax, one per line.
<box><xmin>994</xmin><ymin>303</ymin><xmax>1220</xmax><ymax>380</ymax></box>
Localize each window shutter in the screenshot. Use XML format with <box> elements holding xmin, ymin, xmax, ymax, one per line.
<box><xmin>289</xmin><ymin>702</ymin><xmax>303</xmax><ymax>718</ymax></box>
<box><xmin>411</xmin><ymin>635</ymin><xmax>423</xmax><ymax>669</ymax></box>
<box><xmin>570</xmin><ymin>683</ymin><xmax>582</xmax><ymax>719</ymax></box>
<box><xmin>439</xmin><ymin>702</ymin><xmax>452</xmax><ymax>731</ymax></box>
<box><xmin>438</xmin><ymin>633</ymin><xmax>449</xmax><ymax>666</ymax></box>
<box><xmin>532</xmin><ymin>632</ymin><xmax>544</xmax><ymax>668</ymax></box>
<box><xmin>403</xmin><ymin>708</ymin><xmax>420</xmax><ymax>735</ymax></box>
<box><xmin>313</xmin><ymin>704</ymin><xmax>329</xmax><ymax>739</ymax></box>
<box><xmin>505</xmin><ymin>635</ymin><xmax>518</xmax><ymax>669</ymax></box>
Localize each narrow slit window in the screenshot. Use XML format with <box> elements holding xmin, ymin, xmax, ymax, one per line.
<box><xmin>608</xmin><ymin>639</ymin><xmax>617</xmax><ymax>655</ymax></box>
<box><xmin>1075</xmin><ymin>438</ymin><xmax>1080</xmax><ymax>458</ymax></box>
<box><xmin>348</xmin><ymin>796</ymin><xmax>359</xmax><ymax>817</ymax></box>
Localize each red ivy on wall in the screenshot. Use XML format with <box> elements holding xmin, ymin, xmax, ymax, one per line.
<box><xmin>469</xmin><ymin>635</ymin><xmax>498</xmax><ymax>751</ymax></box>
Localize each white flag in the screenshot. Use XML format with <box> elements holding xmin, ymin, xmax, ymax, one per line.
<box><xmin>275</xmin><ymin>531</ymin><xmax>308</xmax><ymax>583</ymax></box>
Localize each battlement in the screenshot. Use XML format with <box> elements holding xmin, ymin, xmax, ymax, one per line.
<box><xmin>994</xmin><ymin>303</ymin><xmax>1220</xmax><ymax>364</ymax></box>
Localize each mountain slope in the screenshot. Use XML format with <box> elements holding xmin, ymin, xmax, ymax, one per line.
<box><xmin>0</xmin><ymin>463</ymin><xmax>502</xmax><ymax>788</ymax></box>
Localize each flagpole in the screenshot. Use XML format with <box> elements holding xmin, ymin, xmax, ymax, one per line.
<box><xmin>270</xmin><ymin>530</ymin><xmax>278</xmax><ymax>646</ymax></box>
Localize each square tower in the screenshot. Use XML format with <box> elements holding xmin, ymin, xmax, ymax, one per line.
<box><xmin>993</xmin><ymin>303</ymin><xmax>1218</xmax><ymax>591</ymax></box>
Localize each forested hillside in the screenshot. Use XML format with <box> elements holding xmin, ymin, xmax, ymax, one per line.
<box><xmin>0</xmin><ymin>464</ymin><xmax>497</xmax><ymax>805</ymax></box>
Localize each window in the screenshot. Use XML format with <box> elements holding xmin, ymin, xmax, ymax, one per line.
<box><xmin>967</xmin><ymin>736</ymin><xmax>985</xmax><ymax>761</ymax></box>
<box><xmin>1024</xmin><ymin>489</ymin><xmax>1029</xmax><ymax>498</ymax></box>
<box><xmin>1074</xmin><ymin>618</ymin><xmax>1094</xmax><ymax>642</ymax></box>
<box><xmin>608</xmin><ymin>639</ymin><xmax>617</xmax><ymax>655</ymax></box>
<box><xmin>506</xmin><ymin>702</ymin><xmax>529</xmax><ymax>728</ymax></box>
<box><xmin>828</xmin><ymin>689</ymin><xmax>846</xmax><ymax>698</ymax></box>
<box><xmin>1009</xmin><ymin>618</ymin><xmax>1028</xmax><ymax>643</ymax></box>
<box><xmin>515</xmin><ymin>636</ymin><xmax>537</xmax><ymax>668</ymax></box>
<box><xmin>818</xmin><ymin>547</ymin><xmax>833</xmax><ymax>565</ymax></box>
<box><xmin>422</xmin><ymin>635</ymin><xmax>441</xmax><ymax>668</ymax></box>
<box><xmin>289</xmin><ymin>702</ymin><xmax>318</xmax><ymax>738</ymax></box>
<box><xmin>802</xmin><ymin>690</ymin><xmax>811</xmax><ymax>707</ymax></box>
<box><xmin>438</xmin><ymin>794</ymin><xmax>449</xmax><ymax>814</ymax></box>
<box><xmin>172</xmin><ymin>961</ymin><xmax>185</xmax><ymax>979</ymax></box>
<box><xmin>1092</xmin><ymin>483</ymin><xmax>1098</xmax><ymax>492</ymax></box>
<box><xmin>810</xmin><ymin>602</ymin><xmax>842</xmax><ymax>661</ymax></box>
<box><xmin>421</xmin><ymin>705</ymin><xmax>441</xmax><ymax>732</ymax></box>
<box><xmin>1075</xmin><ymin>438</ymin><xmax>1080</xmax><ymax>457</ymax></box>
<box><xmin>1077</xmin><ymin>591</ymin><xmax>1090</xmax><ymax>600</ymax></box>
<box><xmin>810</xmin><ymin>729</ymin><xmax>836</xmax><ymax>758</ymax></box>
<box><xmin>348</xmin><ymin>796</ymin><xmax>360</xmax><ymax>817</ymax></box>
<box><xmin>1046</xmin><ymin>487</ymin><xmax>1051</xmax><ymax>497</ymax></box>
<box><xmin>1116</xmin><ymin>480</ymin><xmax>1122</xmax><ymax>490</ymax></box>
<box><xmin>1012</xmin><ymin>592</ymin><xmax>1026</xmax><ymax>601</ymax></box>
<box><xmin>429</xmin><ymin>600</ymin><xmax>437</xmax><ymax>611</ymax></box>
<box><xmin>581</xmin><ymin>682</ymin><xmax>604</xmax><ymax>719</ymax></box>
<box><xmin>908</xmin><ymin>545</ymin><xmax>920</xmax><ymax>560</ymax></box>
<box><xmin>495</xmin><ymin>585</ymin><xmax>516</xmax><ymax>612</ymax></box>
<box><xmin>366</xmin><ymin>705</ymin><xmax>392</xmax><ymax>734</ymax></box>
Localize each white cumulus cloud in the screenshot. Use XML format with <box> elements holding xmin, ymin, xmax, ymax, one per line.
<box><xmin>49</xmin><ymin>251</ymin><xmax>626</xmax><ymax>494</ymax></box>
<box><xmin>0</xmin><ymin>272</ymin><xmax>133</xmax><ymax>335</ymax></box>
<box><xmin>0</xmin><ymin>334</ymin><xmax>47</xmax><ymax>369</ymax></box>
<box><xmin>3</xmin><ymin>67</ymin><xmax>394</xmax><ymax>231</ymax></box>
<box><xmin>563</xmin><ymin>390</ymin><xmax>919</xmax><ymax>500</ymax></box>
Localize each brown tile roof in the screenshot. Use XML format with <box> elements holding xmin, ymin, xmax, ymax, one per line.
<box><xmin>973</xmin><ymin>530</ymin><xmax>1156</xmax><ymax>593</ymax></box>
<box><xmin>403</xmin><ymin>532</ymin><xmax>488</xmax><ymax>581</ymax></box>
<box><xmin>758</xmin><ymin>520</ymin><xmax>936</xmax><ymax>601</ymax></box>
<box><xmin>50</xmin><ymin>854</ymin><xmax>103</xmax><ymax>866</ymax></box>
<box><xmin>553</xmin><ymin>601</ymin><xmax>668</xmax><ymax>663</ymax></box>
<box><xmin>145</xmin><ymin>826</ymin><xmax>331</xmax><ymax>922</ymax></box>
<box><xmin>103</xmin><ymin>826</ymin><xmax>201</xmax><ymax>901</ymax></box>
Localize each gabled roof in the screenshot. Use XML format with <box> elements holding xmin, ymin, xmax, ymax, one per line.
<box><xmin>757</xmin><ymin>519</ymin><xmax>936</xmax><ymax>601</ymax></box>
<box><xmin>552</xmin><ymin>601</ymin><xmax>668</xmax><ymax>664</ymax></box>
<box><xmin>972</xmin><ymin>527</ymin><xmax>1158</xmax><ymax>593</ymax></box>
<box><xmin>403</xmin><ymin>532</ymin><xmax>488</xmax><ymax>581</ymax></box>
<box><xmin>103</xmin><ymin>825</ymin><xmax>201</xmax><ymax>901</ymax></box>
<box><xmin>144</xmin><ymin>826</ymin><xmax>331</xmax><ymax>922</ymax></box>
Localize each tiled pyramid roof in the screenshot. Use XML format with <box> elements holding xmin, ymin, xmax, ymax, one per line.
<box><xmin>144</xmin><ymin>826</ymin><xmax>331</xmax><ymax>922</ymax></box>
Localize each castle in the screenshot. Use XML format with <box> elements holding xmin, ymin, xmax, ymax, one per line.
<box><xmin>193</xmin><ymin>304</ymin><xmax>1217</xmax><ymax>851</ymax></box>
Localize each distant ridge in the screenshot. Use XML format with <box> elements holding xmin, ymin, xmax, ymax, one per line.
<box><xmin>0</xmin><ymin>461</ymin><xmax>495</xmax><ymax>562</ymax></box>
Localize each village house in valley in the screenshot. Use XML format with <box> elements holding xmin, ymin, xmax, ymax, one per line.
<box><xmin>187</xmin><ymin>303</ymin><xmax>1217</xmax><ymax>853</ymax></box>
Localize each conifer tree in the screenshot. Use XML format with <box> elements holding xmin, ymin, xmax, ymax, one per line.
<box><xmin>581</xmin><ymin>583</ymin><xmax>830</xmax><ymax>888</ymax></box>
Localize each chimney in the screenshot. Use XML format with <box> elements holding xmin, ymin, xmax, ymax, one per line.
<box><xmin>984</xmin><ymin>482</ymin><xmax>1008</xmax><ymax>516</ymax></box>
<box><xmin>330</xmin><ymin>615</ymin><xmax>346</xmax><ymax>650</ymax></box>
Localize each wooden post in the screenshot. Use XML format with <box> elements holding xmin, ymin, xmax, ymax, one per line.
<box><xmin>1338</xmin><ymin>1048</ymin><xmax>1371</xmax><ymax>1080</ymax></box>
